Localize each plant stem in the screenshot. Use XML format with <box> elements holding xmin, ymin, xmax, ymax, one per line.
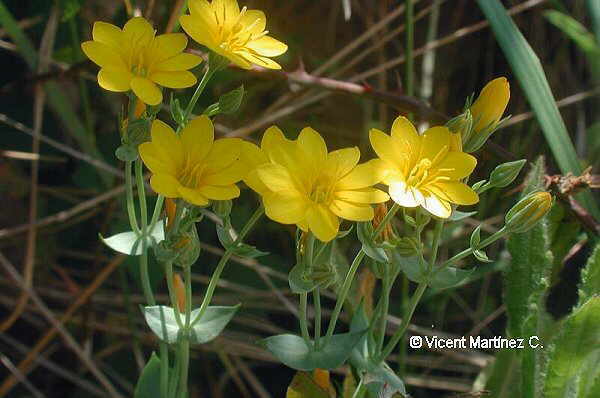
<box><xmin>313</xmin><ymin>288</ymin><xmax>322</xmax><ymax>349</ymax></box>
<box><xmin>429</xmin><ymin>219</ymin><xmax>445</xmax><ymax>271</ymax></box>
<box><xmin>299</xmin><ymin>292</ymin><xmax>311</xmax><ymax>346</ymax></box>
<box><xmin>376</xmin><ymin>263</ymin><xmax>391</xmax><ymax>352</ymax></box>
<box><xmin>378</xmin><ymin>281</ymin><xmax>427</xmax><ymax>362</ymax></box>
<box><xmin>159</xmin><ymin>342</ymin><xmax>169</xmax><ymax>398</ymax></box>
<box><xmin>180</xmin><ymin>66</ymin><xmax>215</xmax><ymax>131</ymax></box>
<box><xmin>191</xmin><ymin>206</ymin><xmax>264</xmax><ymax>327</ymax></box>
<box><xmin>125</xmin><ymin>161</ymin><xmax>140</xmax><ymax>234</ymax></box>
<box><xmin>177</xmin><ymin>266</ymin><xmax>193</xmax><ymax>398</ymax></box>
<box><xmin>150</xmin><ymin>195</ymin><xmax>165</xmax><ymax>230</ymax></box>
<box><xmin>168</xmin><ymin>347</ymin><xmax>181</xmax><ymax>398</ymax></box>
<box><xmin>135</xmin><ymin>159</ymin><xmax>148</xmax><ymax>228</ymax></box>
<box><xmin>177</xmin><ymin>339</ymin><xmax>189</xmax><ymax>398</ymax></box>
<box><xmin>324</xmin><ymin>204</ymin><xmax>401</xmax><ymax>343</ymax></box>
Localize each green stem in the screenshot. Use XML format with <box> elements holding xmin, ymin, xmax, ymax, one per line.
<box><xmin>135</xmin><ymin>159</ymin><xmax>148</xmax><ymax>228</ymax></box>
<box><xmin>299</xmin><ymin>292</ymin><xmax>311</xmax><ymax>347</ymax></box>
<box><xmin>324</xmin><ymin>204</ymin><xmax>401</xmax><ymax>343</ymax></box>
<box><xmin>125</xmin><ymin>161</ymin><xmax>140</xmax><ymax>234</ymax></box>
<box><xmin>313</xmin><ymin>288</ymin><xmax>322</xmax><ymax>349</ymax></box>
<box><xmin>184</xmin><ymin>266</ymin><xmax>192</xmax><ymax>327</ymax></box>
<box><xmin>177</xmin><ymin>339</ymin><xmax>190</xmax><ymax>398</ymax></box>
<box><xmin>179</xmin><ymin>66</ymin><xmax>215</xmax><ymax>130</ymax></box>
<box><xmin>168</xmin><ymin>347</ymin><xmax>181</xmax><ymax>398</ymax></box>
<box><xmin>191</xmin><ymin>206</ymin><xmax>264</xmax><ymax>327</ymax></box>
<box><xmin>376</xmin><ymin>263</ymin><xmax>391</xmax><ymax>353</ymax></box>
<box><xmin>429</xmin><ymin>219</ymin><xmax>445</xmax><ymax>272</ymax></box>
<box><xmin>378</xmin><ymin>281</ymin><xmax>427</xmax><ymax>362</ymax></box>
<box><xmin>159</xmin><ymin>342</ymin><xmax>169</xmax><ymax>398</ymax></box>
<box><xmin>150</xmin><ymin>195</ymin><xmax>165</xmax><ymax>230</ymax></box>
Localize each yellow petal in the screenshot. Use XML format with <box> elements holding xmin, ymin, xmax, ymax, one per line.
<box><xmin>239</xmin><ymin>141</ymin><xmax>268</xmax><ymax>170</ymax></box>
<box><xmin>156</xmin><ymin>53</ymin><xmax>203</xmax><ymax>71</ymax></box>
<box><xmin>245</xmin><ymin>170</ymin><xmax>270</xmax><ymax>196</ymax></box>
<box><xmin>181</xmin><ymin>115</ymin><xmax>214</xmax><ymax>163</ymax></box>
<box><xmin>97</xmin><ymin>68</ymin><xmax>131</xmax><ymax>92</ymax></box>
<box><xmin>131</xmin><ymin>77</ymin><xmax>162</xmax><ymax>105</ymax></box>
<box><xmin>150</xmin><ymin>174</ymin><xmax>180</xmax><ymax>197</ymax></box>
<box><xmin>247</xmin><ymin>36</ymin><xmax>288</xmax><ymax>57</ymax></box>
<box><xmin>335</xmin><ymin>188</ymin><xmax>389</xmax><ymax>204</ymax></box>
<box><xmin>330</xmin><ymin>200</ymin><xmax>374</xmax><ymax>222</ymax></box>
<box><xmin>239</xmin><ymin>10</ymin><xmax>266</xmax><ymax>34</ymax></box>
<box><xmin>420</xmin><ymin>126</ymin><xmax>450</xmax><ymax>163</ymax></box>
<box><xmin>470</xmin><ymin>77</ymin><xmax>510</xmax><ymax>132</ymax></box>
<box><xmin>391</xmin><ymin>116</ymin><xmax>421</xmax><ymax>166</ymax></box>
<box><xmin>435</xmin><ymin>152</ymin><xmax>477</xmax><ymax>180</ymax></box>
<box><xmin>179</xmin><ymin>14</ymin><xmax>218</xmax><ymax>49</ymax></box>
<box><xmin>81</xmin><ymin>41</ymin><xmax>126</xmax><ymax>69</ymax></box>
<box><xmin>236</xmin><ymin>51</ymin><xmax>282</xmax><ymax>69</ymax></box>
<box><xmin>150</xmin><ymin>119</ymin><xmax>184</xmax><ymax>169</ymax></box>
<box><xmin>428</xmin><ymin>182</ymin><xmax>479</xmax><ymax>205</ymax></box>
<box><xmin>139</xmin><ymin>142</ymin><xmax>177</xmax><ymax>175</ymax></box>
<box><xmin>256</xmin><ymin>164</ymin><xmax>298</xmax><ymax>192</ymax></box>
<box><xmin>202</xmin><ymin>161</ymin><xmax>245</xmax><ymax>185</ymax></box>
<box><xmin>197</xmin><ymin>184</ymin><xmax>240</xmax><ymax>200</ymax></box>
<box><xmin>369</xmin><ymin>128</ymin><xmax>406</xmax><ymax>171</ymax></box>
<box><xmin>298</xmin><ymin>126</ymin><xmax>327</xmax><ymax>174</ymax></box>
<box><xmin>203</xmin><ymin>138</ymin><xmax>242</xmax><ymax>174</ymax></box>
<box><xmin>421</xmin><ymin>192</ymin><xmax>452</xmax><ymax>218</ymax></box>
<box><xmin>264</xmin><ymin>192</ymin><xmax>308</xmax><ymax>224</ymax></box>
<box><xmin>123</xmin><ymin>17</ymin><xmax>155</xmax><ymax>46</ymax></box>
<box><xmin>150</xmin><ymin>71</ymin><xmax>196</xmax><ymax>88</ymax></box>
<box><xmin>211</xmin><ymin>0</ymin><xmax>240</xmax><ymax>31</ymax></box>
<box><xmin>92</xmin><ymin>21</ymin><xmax>122</xmax><ymax>48</ymax></box>
<box><xmin>178</xmin><ymin>186</ymin><xmax>209</xmax><ymax>206</ymax></box>
<box><xmin>324</xmin><ymin>147</ymin><xmax>360</xmax><ymax>180</ymax></box>
<box><xmin>337</xmin><ymin>162</ymin><xmax>381</xmax><ymax>190</ymax></box>
<box><xmin>306</xmin><ymin>205</ymin><xmax>340</xmax><ymax>242</ymax></box>
<box><xmin>153</xmin><ymin>33</ymin><xmax>187</xmax><ymax>61</ymax></box>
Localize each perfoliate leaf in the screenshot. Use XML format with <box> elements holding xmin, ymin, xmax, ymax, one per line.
<box><xmin>259</xmin><ymin>331</ymin><xmax>366</xmax><ymax>371</ymax></box>
<box><xmin>101</xmin><ymin>221</ymin><xmax>165</xmax><ymax>255</ymax></box>
<box><xmin>470</xmin><ymin>225</ymin><xmax>482</xmax><ymax>249</ymax></box>
<box><xmin>134</xmin><ymin>353</ymin><xmax>163</xmax><ymax>398</ymax></box>
<box><xmin>473</xmin><ymin>249</ymin><xmax>492</xmax><ymax>263</ymax></box>
<box><xmin>357</xmin><ymin>222</ymin><xmax>388</xmax><ymax>263</ymax></box>
<box><xmin>218</xmin><ymin>85</ymin><xmax>245</xmax><ymax>115</ymax></box>
<box><xmin>448</xmin><ymin>210</ymin><xmax>477</xmax><ymax>221</ymax></box>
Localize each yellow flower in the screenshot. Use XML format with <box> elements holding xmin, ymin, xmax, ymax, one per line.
<box><xmin>505</xmin><ymin>191</ymin><xmax>553</xmax><ymax>233</ymax></box>
<box><xmin>82</xmin><ymin>17</ymin><xmax>202</xmax><ymax>105</ymax></box>
<box><xmin>370</xmin><ymin>116</ymin><xmax>479</xmax><ymax>218</ymax></box>
<box><xmin>139</xmin><ymin>116</ymin><xmax>244</xmax><ymax>206</ymax></box>
<box><xmin>470</xmin><ymin>77</ymin><xmax>510</xmax><ymax>133</ymax></box>
<box><xmin>240</xmin><ymin>127</ymin><xmax>389</xmax><ymax>242</ymax></box>
<box><xmin>180</xmin><ymin>0</ymin><xmax>288</xmax><ymax>70</ymax></box>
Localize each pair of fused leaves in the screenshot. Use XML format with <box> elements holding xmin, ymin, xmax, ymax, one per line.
<box><xmin>390</xmin><ymin>252</ymin><xmax>474</xmax><ymax>290</ymax></box>
<box><xmin>216</xmin><ymin>219</ymin><xmax>268</xmax><ymax>259</ymax></box>
<box><xmin>101</xmin><ymin>221</ymin><xmax>165</xmax><ymax>256</ymax></box>
<box><xmin>289</xmin><ymin>239</ymin><xmax>343</xmax><ymax>294</ymax></box>
<box><xmin>143</xmin><ymin>304</ymin><xmax>239</xmax><ymax>345</ymax></box>
<box><xmin>170</xmin><ymin>86</ymin><xmax>245</xmax><ymax>126</ymax></box>
<box><xmin>349</xmin><ymin>304</ymin><xmax>406</xmax><ymax>397</ymax></box>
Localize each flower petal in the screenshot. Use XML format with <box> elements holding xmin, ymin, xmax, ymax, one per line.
<box><xmin>336</xmin><ymin>161</ymin><xmax>381</xmax><ymax>190</ymax></box>
<box><xmin>130</xmin><ymin>77</ymin><xmax>162</xmax><ymax>105</ymax></box>
<box><xmin>435</xmin><ymin>152</ymin><xmax>477</xmax><ymax>180</ymax></box>
<box><xmin>181</xmin><ymin>115</ymin><xmax>214</xmax><ymax>163</ymax></box>
<box><xmin>179</xmin><ymin>14</ymin><xmax>218</xmax><ymax>48</ymax></box>
<box><xmin>203</xmin><ymin>161</ymin><xmax>245</xmax><ymax>185</ymax></box>
<box><xmin>420</xmin><ymin>126</ymin><xmax>450</xmax><ymax>163</ymax></box>
<box><xmin>153</xmin><ymin>33</ymin><xmax>188</xmax><ymax>61</ymax></box>
<box><xmin>81</xmin><ymin>41</ymin><xmax>126</xmax><ymax>69</ymax></box>
<box><xmin>421</xmin><ymin>193</ymin><xmax>451</xmax><ymax>218</ymax></box>
<box><xmin>324</xmin><ymin>147</ymin><xmax>360</xmax><ymax>180</ymax></box>
<box><xmin>150</xmin><ymin>174</ymin><xmax>180</xmax><ymax>197</ymax></box>
<box><xmin>306</xmin><ymin>205</ymin><xmax>340</xmax><ymax>242</ymax></box>
<box><xmin>247</xmin><ymin>36</ymin><xmax>288</xmax><ymax>57</ymax></box>
<box><xmin>335</xmin><ymin>188</ymin><xmax>389</xmax><ymax>204</ymax></box>
<box><xmin>123</xmin><ymin>17</ymin><xmax>155</xmax><ymax>46</ymax></box>
<box><xmin>389</xmin><ymin>181</ymin><xmax>419</xmax><ymax>208</ymax></box>
<box><xmin>391</xmin><ymin>116</ymin><xmax>421</xmax><ymax>166</ymax></box>
<box><xmin>298</xmin><ymin>127</ymin><xmax>327</xmax><ymax>178</ymax></box>
<box><xmin>428</xmin><ymin>182</ymin><xmax>479</xmax><ymax>205</ymax></box>
<box><xmin>97</xmin><ymin>68</ymin><xmax>131</xmax><ymax>92</ymax></box>
<box><xmin>139</xmin><ymin>143</ymin><xmax>177</xmax><ymax>175</ymax></box>
<box><xmin>203</xmin><ymin>138</ymin><xmax>242</xmax><ymax>174</ymax></box>
<box><xmin>178</xmin><ymin>186</ymin><xmax>209</xmax><ymax>206</ymax></box>
<box><xmin>150</xmin><ymin>71</ymin><xmax>197</xmax><ymax>88</ymax></box>
<box><xmin>155</xmin><ymin>53</ymin><xmax>203</xmax><ymax>71</ymax></box>
<box><xmin>236</xmin><ymin>51</ymin><xmax>282</xmax><ymax>69</ymax></box>
<box><xmin>150</xmin><ymin>119</ymin><xmax>184</xmax><ymax>169</ymax></box>
<box><xmin>92</xmin><ymin>21</ymin><xmax>123</xmax><ymax>48</ymax></box>
<box><xmin>211</xmin><ymin>0</ymin><xmax>240</xmax><ymax>31</ymax></box>
<box><xmin>240</xmin><ymin>10</ymin><xmax>266</xmax><ymax>34</ymax></box>
<box><xmin>330</xmin><ymin>200</ymin><xmax>374</xmax><ymax>222</ymax></box>
<box><xmin>369</xmin><ymin>128</ymin><xmax>406</xmax><ymax>171</ymax></box>
<box><xmin>264</xmin><ymin>191</ymin><xmax>308</xmax><ymax>224</ymax></box>
<box><xmin>256</xmin><ymin>164</ymin><xmax>298</xmax><ymax>192</ymax></box>
<box><xmin>197</xmin><ymin>184</ymin><xmax>240</xmax><ymax>200</ymax></box>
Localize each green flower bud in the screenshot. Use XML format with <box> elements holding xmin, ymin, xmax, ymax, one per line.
<box><xmin>394</xmin><ymin>237</ymin><xmax>420</xmax><ymax>257</ymax></box>
<box><xmin>488</xmin><ymin>159</ymin><xmax>526</xmax><ymax>189</ymax></box>
<box><xmin>505</xmin><ymin>191</ymin><xmax>553</xmax><ymax>233</ymax></box>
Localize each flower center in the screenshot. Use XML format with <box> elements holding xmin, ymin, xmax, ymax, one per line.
<box><xmin>309</xmin><ymin>182</ymin><xmax>334</xmax><ymax>206</ymax></box>
<box><xmin>216</xmin><ymin>7</ymin><xmax>268</xmax><ymax>52</ymax></box>
<box><xmin>178</xmin><ymin>161</ymin><xmax>206</xmax><ymax>189</ymax></box>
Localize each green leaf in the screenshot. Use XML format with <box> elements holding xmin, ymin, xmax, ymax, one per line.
<box><xmin>473</xmin><ymin>249</ymin><xmax>492</xmax><ymax>263</ymax></box>
<box><xmin>485</xmin><ymin>349</ymin><xmax>523</xmax><ymax>397</ymax></box>
<box><xmin>588</xmin><ymin>0</ymin><xmax>600</xmax><ymax>42</ymax></box>
<box><xmin>543</xmin><ymin>297</ymin><xmax>600</xmax><ymax>398</ymax></box>
<box><xmin>134</xmin><ymin>353</ymin><xmax>162</xmax><ymax>398</ymax></box>
<box><xmin>390</xmin><ymin>253</ymin><xmax>473</xmax><ymax>289</ymax></box>
<box><xmin>470</xmin><ymin>225</ymin><xmax>482</xmax><ymax>249</ymax></box>
<box><xmin>218</xmin><ymin>85</ymin><xmax>245</xmax><ymax>115</ymax></box>
<box><xmin>144</xmin><ymin>305</ymin><xmax>240</xmax><ymax>344</ymax></box>
<box><xmin>216</xmin><ymin>222</ymin><xmax>268</xmax><ymax>258</ymax></box>
<box><xmin>477</xmin><ymin>0</ymin><xmax>600</xmax><ymax>220</ymax></box>
<box><xmin>578</xmin><ymin>243</ymin><xmax>600</xmax><ymax>306</ymax></box>
<box><xmin>288</xmin><ymin>263</ymin><xmax>317</xmax><ymax>294</ymax></box>
<box><xmin>448</xmin><ymin>210</ymin><xmax>477</xmax><ymax>221</ymax></box>
<box><xmin>356</xmin><ymin>222</ymin><xmax>388</xmax><ymax>263</ymax></box>
<box><xmin>544</xmin><ymin>11</ymin><xmax>600</xmax><ymax>56</ymax></box>
<box><xmin>286</xmin><ymin>372</ymin><xmax>330</xmax><ymax>398</ymax></box>
<box><xmin>260</xmin><ymin>331</ymin><xmax>366</xmax><ymax>371</ymax></box>
<box><xmin>101</xmin><ymin>222</ymin><xmax>165</xmax><ymax>255</ymax></box>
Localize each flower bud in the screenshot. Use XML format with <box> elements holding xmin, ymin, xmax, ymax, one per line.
<box><xmin>372</xmin><ymin>203</ymin><xmax>395</xmax><ymax>242</ymax></box>
<box><xmin>486</xmin><ymin>159</ymin><xmax>526</xmax><ymax>190</ymax></box>
<box><xmin>462</xmin><ymin>77</ymin><xmax>510</xmax><ymax>152</ymax></box>
<box><xmin>173</xmin><ymin>273</ymin><xmax>186</xmax><ymax>311</ymax></box>
<box><xmin>505</xmin><ymin>191</ymin><xmax>553</xmax><ymax>233</ymax></box>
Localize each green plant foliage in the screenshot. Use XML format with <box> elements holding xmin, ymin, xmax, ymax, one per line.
<box><xmin>543</xmin><ymin>297</ymin><xmax>600</xmax><ymax>398</ymax></box>
<box><xmin>357</xmin><ymin>222</ymin><xmax>388</xmax><ymax>263</ymax></box>
<box><xmin>134</xmin><ymin>353</ymin><xmax>162</xmax><ymax>398</ymax></box>
<box><xmin>259</xmin><ymin>330</ymin><xmax>366</xmax><ymax>371</ymax></box>
<box><xmin>477</xmin><ymin>0</ymin><xmax>600</xmax><ymax>220</ymax></box>
<box><xmin>391</xmin><ymin>253</ymin><xmax>474</xmax><ymax>290</ymax></box>
<box><xmin>578</xmin><ymin>243</ymin><xmax>600</xmax><ymax>306</ymax></box>
<box><xmin>100</xmin><ymin>222</ymin><xmax>165</xmax><ymax>255</ymax></box>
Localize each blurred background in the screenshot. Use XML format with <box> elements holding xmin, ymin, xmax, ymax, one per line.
<box><xmin>1</xmin><ymin>0</ymin><xmax>598</xmax><ymax>397</ymax></box>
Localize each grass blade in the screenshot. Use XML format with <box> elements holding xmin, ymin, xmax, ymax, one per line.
<box><xmin>477</xmin><ymin>0</ymin><xmax>600</xmax><ymax>220</ymax></box>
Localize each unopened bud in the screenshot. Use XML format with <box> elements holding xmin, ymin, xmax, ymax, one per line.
<box><xmin>487</xmin><ymin>159</ymin><xmax>526</xmax><ymax>189</ymax></box>
<box><xmin>173</xmin><ymin>273</ymin><xmax>186</xmax><ymax>311</ymax></box>
<box><xmin>505</xmin><ymin>191</ymin><xmax>553</xmax><ymax>233</ymax></box>
<box><xmin>165</xmin><ymin>199</ymin><xmax>177</xmax><ymax>230</ymax></box>
<box><xmin>372</xmin><ymin>203</ymin><xmax>395</xmax><ymax>242</ymax></box>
